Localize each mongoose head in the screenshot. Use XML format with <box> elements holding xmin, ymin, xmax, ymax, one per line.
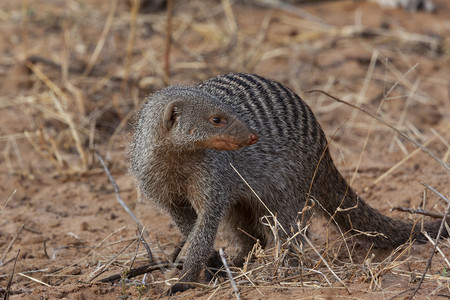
<box><xmin>153</xmin><ymin>86</ymin><xmax>258</xmax><ymax>151</ymax></box>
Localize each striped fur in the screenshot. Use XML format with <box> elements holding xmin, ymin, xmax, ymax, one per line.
<box><xmin>130</xmin><ymin>73</ymin><xmax>446</xmax><ymax>293</ymax></box>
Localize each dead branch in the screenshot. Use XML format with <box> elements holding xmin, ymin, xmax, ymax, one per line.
<box><xmin>96</xmin><ymin>151</ymin><xmax>152</xmax><ymax>262</ymax></box>
<box><xmin>98</xmin><ymin>261</ymin><xmax>183</xmax><ymax>283</ymax></box>
<box><xmin>169</xmin><ymin>240</ymin><xmax>186</xmax><ymax>263</ymax></box>
<box><xmin>391</xmin><ymin>206</ymin><xmax>449</xmax><ymax>219</ymax></box>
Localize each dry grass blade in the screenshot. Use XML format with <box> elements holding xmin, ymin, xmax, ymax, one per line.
<box><xmin>230</xmin><ymin>163</ymin><xmax>287</xmax><ymax>236</ymax></box>
<box><xmin>422</xmin><ymin>231</ymin><xmax>450</xmax><ymax>268</ymax></box>
<box><xmin>25</xmin><ymin>62</ymin><xmax>88</xmax><ymax>171</ymax></box>
<box><xmin>106</xmin><ymin>107</ymin><xmax>139</xmax><ymax>159</ymax></box>
<box><xmin>83</xmin><ymin>0</ymin><xmax>118</xmax><ymax>76</ymax></box>
<box><xmin>372</xmin><ymin>134</ymin><xmax>439</xmax><ymax>185</ymax></box>
<box><xmin>421</xmin><ymin>182</ymin><xmax>450</xmax><ymax>205</ymax></box>
<box><xmin>0</xmin><ymin>131</ymin><xmax>39</xmax><ymax>142</ymax></box>
<box><xmin>1</xmin><ymin>225</ymin><xmax>24</xmax><ymax>266</ymax></box>
<box><xmin>409</xmin><ymin>203</ymin><xmax>450</xmax><ymax>299</ymax></box>
<box><xmin>303</xmin><ymin>235</ymin><xmax>350</xmax><ymax>294</ymax></box>
<box><xmin>306</xmin><ymin>90</ymin><xmax>450</xmax><ymax>173</ymax></box>
<box><xmin>18</xmin><ymin>272</ymin><xmax>51</xmax><ymax>287</ymax></box>
<box><xmin>431</xmin><ymin>128</ymin><xmax>450</xmax><ymax>163</ymax></box>
<box><xmin>219</xmin><ymin>248</ymin><xmax>241</xmax><ymax>300</ymax></box>
<box><xmin>4</xmin><ymin>250</ymin><xmax>20</xmax><ymax>300</ymax></box>
<box><xmin>349</xmin><ymin>50</ymin><xmax>379</xmax><ymax>186</ymax></box>
<box><xmin>96</xmin><ymin>152</ymin><xmax>161</xmax><ymax>271</ymax></box>
<box><xmin>0</xmin><ymin>189</ymin><xmax>16</xmax><ymax>216</ymax></box>
<box><xmin>121</xmin><ymin>0</ymin><xmax>140</xmax><ymax>92</ymax></box>
<box><xmin>51</xmin><ymin>226</ymin><xmax>126</xmax><ymax>275</ymax></box>
<box><xmin>164</xmin><ymin>0</ymin><xmax>174</xmax><ymax>86</ymax></box>
<box><xmin>85</xmin><ymin>238</ymin><xmax>136</xmax><ymax>282</ymax></box>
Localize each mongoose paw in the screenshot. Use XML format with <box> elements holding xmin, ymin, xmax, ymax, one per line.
<box><xmin>204</xmin><ymin>251</ymin><xmax>227</xmax><ymax>281</ymax></box>
<box><xmin>204</xmin><ymin>266</ymin><xmax>228</xmax><ymax>282</ymax></box>
<box><xmin>168</xmin><ymin>283</ymin><xmax>192</xmax><ymax>295</ymax></box>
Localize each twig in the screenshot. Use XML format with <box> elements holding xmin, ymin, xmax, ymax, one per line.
<box><xmin>129</xmin><ymin>228</ymin><xmax>144</xmax><ymax>271</ymax></box>
<box><xmin>98</xmin><ymin>261</ymin><xmax>183</xmax><ymax>283</ymax></box>
<box><xmin>95</xmin><ymin>152</ymin><xmax>149</xmax><ymax>241</ymax></box>
<box><xmin>169</xmin><ymin>240</ymin><xmax>186</xmax><ymax>263</ymax></box>
<box><xmin>256</xmin><ymin>0</ymin><xmax>327</xmax><ymax>25</ymax></box>
<box><xmin>408</xmin><ymin>203</ymin><xmax>450</xmax><ymax>300</ymax></box>
<box><xmin>43</xmin><ymin>238</ymin><xmax>50</xmax><ymax>260</ymax></box>
<box><xmin>139</xmin><ymin>230</ymin><xmax>153</xmax><ymax>264</ymax></box>
<box><xmin>219</xmin><ymin>248</ymin><xmax>241</xmax><ymax>300</ymax></box>
<box><xmin>305</xmin><ymin>90</ymin><xmax>450</xmax><ymax>173</ymax></box>
<box><xmin>96</xmin><ymin>152</ymin><xmax>157</xmax><ymax>269</ymax></box>
<box><xmin>421</xmin><ymin>182</ymin><xmax>450</xmax><ymax>205</ymax></box>
<box><xmin>0</xmin><ymin>268</ymin><xmax>49</xmax><ymax>279</ymax></box>
<box><xmin>4</xmin><ymin>250</ymin><xmax>20</xmax><ymax>300</ymax></box>
<box><xmin>391</xmin><ymin>206</ymin><xmax>448</xmax><ymax>219</ymax></box>
<box><xmin>0</xmin><ymin>289</ymin><xmax>24</xmax><ymax>296</ymax></box>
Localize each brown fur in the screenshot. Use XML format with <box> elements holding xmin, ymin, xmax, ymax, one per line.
<box><xmin>129</xmin><ymin>73</ymin><xmax>447</xmax><ymax>293</ymax></box>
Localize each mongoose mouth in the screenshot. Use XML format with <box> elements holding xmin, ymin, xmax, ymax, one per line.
<box><xmin>200</xmin><ymin>133</ymin><xmax>258</xmax><ymax>151</ymax></box>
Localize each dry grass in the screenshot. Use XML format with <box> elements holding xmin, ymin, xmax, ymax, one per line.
<box><xmin>1</xmin><ymin>0</ymin><xmax>449</xmax><ymax>299</ymax></box>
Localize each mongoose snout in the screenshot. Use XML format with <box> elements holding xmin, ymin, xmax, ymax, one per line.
<box><xmin>129</xmin><ymin>73</ymin><xmax>448</xmax><ymax>294</ymax></box>
<box><xmin>198</xmin><ymin>117</ymin><xmax>259</xmax><ymax>151</ymax></box>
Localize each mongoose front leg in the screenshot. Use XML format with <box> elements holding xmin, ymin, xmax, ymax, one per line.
<box><xmin>169</xmin><ymin>195</ymin><xmax>228</xmax><ymax>294</ymax></box>
<box><xmin>167</xmin><ymin>203</ymin><xmax>197</xmax><ymax>239</ymax></box>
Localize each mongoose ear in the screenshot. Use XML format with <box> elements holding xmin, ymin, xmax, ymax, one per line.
<box><xmin>163</xmin><ymin>101</ymin><xmax>182</xmax><ymax>130</ymax></box>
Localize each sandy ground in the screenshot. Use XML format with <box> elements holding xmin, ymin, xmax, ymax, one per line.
<box><xmin>0</xmin><ymin>0</ymin><xmax>449</xmax><ymax>299</ymax></box>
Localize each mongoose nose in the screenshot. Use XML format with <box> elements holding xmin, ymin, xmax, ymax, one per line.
<box><xmin>249</xmin><ymin>133</ymin><xmax>258</xmax><ymax>145</ymax></box>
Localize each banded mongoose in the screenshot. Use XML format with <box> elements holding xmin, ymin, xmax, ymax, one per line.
<box><xmin>129</xmin><ymin>73</ymin><xmax>446</xmax><ymax>293</ymax></box>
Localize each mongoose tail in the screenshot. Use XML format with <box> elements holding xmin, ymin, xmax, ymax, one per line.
<box><xmin>313</xmin><ymin>152</ymin><xmax>447</xmax><ymax>248</ymax></box>
<box><xmin>130</xmin><ymin>73</ymin><xmax>448</xmax><ymax>294</ymax></box>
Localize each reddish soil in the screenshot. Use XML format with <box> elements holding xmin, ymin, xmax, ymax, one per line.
<box><xmin>0</xmin><ymin>0</ymin><xmax>449</xmax><ymax>299</ymax></box>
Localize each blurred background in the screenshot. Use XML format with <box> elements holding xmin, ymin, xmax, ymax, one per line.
<box><xmin>0</xmin><ymin>0</ymin><xmax>449</xmax><ymax>298</ymax></box>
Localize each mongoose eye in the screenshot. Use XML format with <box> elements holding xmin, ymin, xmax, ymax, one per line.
<box><xmin>211</xmin><ymin>117</ymin><xmax>221</xmax><ymax>124</ymax></box>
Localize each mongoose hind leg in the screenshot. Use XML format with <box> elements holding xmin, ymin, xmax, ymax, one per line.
<box><xmin>202</xmin><ymin>201</ymin><xmax>271</xmax><ymax>282</ymax></box>
<box><xmin>227</xmin><ymin>201</ymin><xmax>271</xmax><ymax>266</ymax></box>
